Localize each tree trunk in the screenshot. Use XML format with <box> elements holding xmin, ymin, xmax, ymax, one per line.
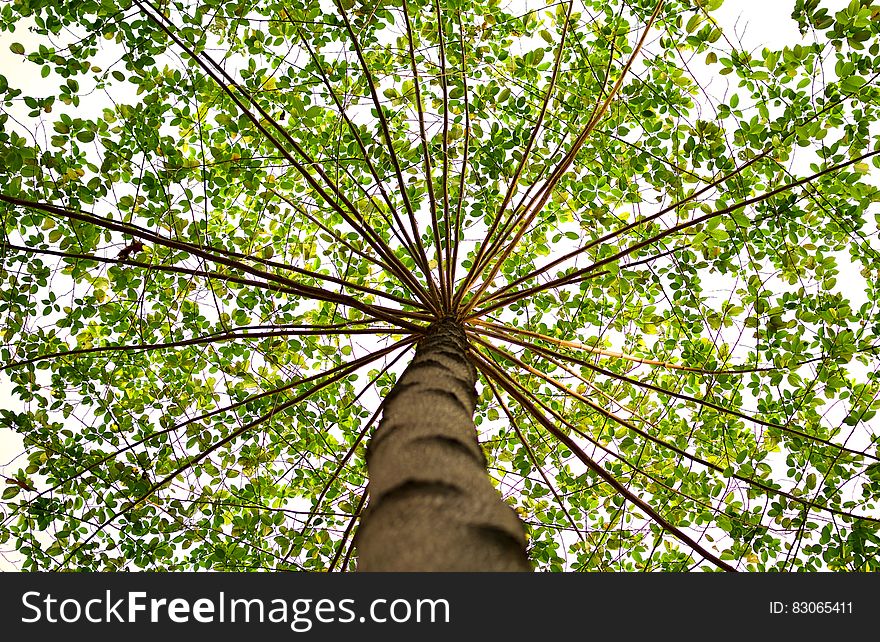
<box><xmin>355</xmin><ymin>318</ymin><xmax>531</xmax><ymax>571</ymax></box>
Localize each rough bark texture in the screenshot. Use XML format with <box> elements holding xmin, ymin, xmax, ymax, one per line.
<box><xmin>355</xmin><ymin>319</ymin><xmax>531</xmax><ymax>571</ymax></box>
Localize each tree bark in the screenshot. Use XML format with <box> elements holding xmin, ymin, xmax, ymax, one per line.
<box><xmin>355</xmin><ymin>319</ymin><xmax>531</xmax><ymax>571</ymax></box>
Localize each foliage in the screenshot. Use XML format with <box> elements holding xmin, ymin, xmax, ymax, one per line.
<box><xmin>1</xmin><ymin>0</ymin><xmax>880</xmax><ymax>571</ymax></box>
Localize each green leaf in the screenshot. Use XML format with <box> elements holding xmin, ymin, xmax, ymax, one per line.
<box><xmin>841</xmin><ymin>76</ymin><xmax>866</xmax><ymax>94</ymax></box>
<box><xmin>5</xmin><ymin>149</ymin><xmax>22</xmax><ymax>172</ymax></box>
<box><xmin>0</xmin><ymin>0</ymin><xmax>878</xmax><ymax>575</ymax></box>
<box><xmin>1</xmin><ymin>486</ymin><xmax>20</xmax><ymax>500</ymax></box>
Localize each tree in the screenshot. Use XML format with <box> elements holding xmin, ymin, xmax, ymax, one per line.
<box><xmin>1</xmin><ymin>0</ymin><xmax>879</xmax><ymax>572</ymax></box>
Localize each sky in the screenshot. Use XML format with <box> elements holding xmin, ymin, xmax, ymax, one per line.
<box><xmin>0</xmin><ymin>0</ymin><xmax>867</xmax><ymax>570</ymax></box>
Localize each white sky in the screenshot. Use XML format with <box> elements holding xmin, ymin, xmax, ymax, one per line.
<box><xmin>0</xmin><ymin>0</ymin><xmax>867</xmax><ymax>570</ymax></box>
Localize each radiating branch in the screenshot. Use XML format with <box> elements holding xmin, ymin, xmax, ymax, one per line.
<box><xmin>401</xmin><ymin>0</ymin><xmax>445</xmax><ymax>305</ymax></box>
<box><xmin>334</xmin><ymin>0</ymin><xmax>440</xmax><ymax>306</ymax></box>
<box><xmin>471</xmin><ymin>348</ymin><xmax>739</xmax><ymax>572</ymax></box>
<box><xmin>0</xmin><ymin>194</ymin><xmax>424</xmax><ymax>331</ymax></box>
<box><xmin>474</xmin><ymin>71</ymin><xmax>880</xmax><ymax>310</ymax></box>
<box><xmin>452</xmin><ymin>0</ymin><xmax>574</xmax><ymax>310</ymax></box>
<box><xmin>458</xmin><ymin>0</ymin><xmax>665</xmax><ymax>317</ymax></box>
<box><xmin>471</xmin><ymin>319</ymin><xmax>772</xmax><ymax>374</ymax></box>
<box><xmin>434</xmin><ymin>0</ymin><xmax>452</xmax><ymax>307</ymax></box>
<box><xmin>449</xmin><ymin>11</ymin><xmax>472</xmax><ymax>302</ymax></box>
<box><xmin>295</xmin><ymin>25</ymin><xmax>424</xmax><ymax>267</ymax></box>
<box><xmin>3</xmin><ymin>322</ymin><xmax>404</xmax><ymax>371</ymax></box>
<box><xmin>8</xmin><ymin>338</ymin><xmax>416</xmax><ymax>528</ymax></box>
<box><xmin>54</xmin><ymin>335</ymin><xmax>414</xmax><ymax>569</ymax></box>
<box><xmin>484</xmin><ymin>376</ymin><xmax>587</xmax><ymax>544</ymax></box>
<box><xmin>328</xmin><ymin>489</ymin><xmax>367</xmax><ymax>572</ymax></box>
<box><xmin>133</xmin><ymin>0</ymin><xmax>436</xmax><ymax>311</ymax></box>
<box><xmin>473</xmin><ymin>324</ymin><xmax>880</xmax><ymax>463</ymax></box>
<box><xmin>0</xmin><ymin>240</ymin><xmax>425</xmax><ymax>313</ymax></box>
<box><xmin>472</xmin><ymin>148</ymin><xmax>880</xmax><ymax>317</ymax></box>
